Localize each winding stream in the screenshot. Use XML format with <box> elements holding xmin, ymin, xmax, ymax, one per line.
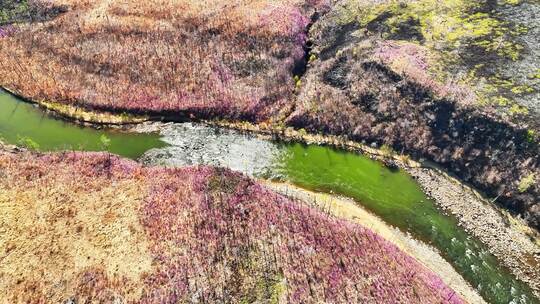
<box><xmin>0</xmin><ymin>90</ymin><xmax>538</xmax><ymax>304</ymax></box>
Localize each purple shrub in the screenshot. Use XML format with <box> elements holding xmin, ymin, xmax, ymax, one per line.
<box><xmin>0</xmin><ymin>25</ymin><xmax>16</xmax><ymax>38</ymax></box>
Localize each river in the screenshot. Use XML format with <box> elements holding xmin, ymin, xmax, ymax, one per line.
<box><xmin>0</xmin><ymin>90</ymin><xmax>538</xmax><ymax>304</ymax></box>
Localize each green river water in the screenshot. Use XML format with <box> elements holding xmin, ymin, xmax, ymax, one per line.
<box><xmin>270</xmin><ymin>143</ymin><xmax>538</xmax><ymax>304</ymax></box>
<box><xmin>0</xmin><ymin>90</ymin><xmax>538</xmax><ymax>304</ymax></box>
<box><xmin>0</xmin><ymin>91</ymin><xmax>166</xmax><ymax>158</ymax></box>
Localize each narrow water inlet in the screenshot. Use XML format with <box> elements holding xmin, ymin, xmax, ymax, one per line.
<box><xmin>0</xmin><ymin>90</ymin><xmax>538</xmax><ymax>304</ymax></box>
<box><xmin>0</xmin><ymin>90</ymin><xmax>166</xmax><ymax>159</ymax></box>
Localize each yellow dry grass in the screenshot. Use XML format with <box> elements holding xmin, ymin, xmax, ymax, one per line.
<box><xmin>0</xmin><ymin>178</ymin><xmax>152</xmax><ymax>303</ymax></box>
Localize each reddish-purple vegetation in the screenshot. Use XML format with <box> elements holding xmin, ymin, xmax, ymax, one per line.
<box><xmin>0</xmin><ymin>150</ymin><xmax>463</xmax><ymax>303</ymax></box>
<box><xmin>0</xmin><ymin>0</ymin><xmax>329</xmax><ymax>121</ymax></box>
<box><xmin>0</xmin><ymin>25</ymin><xmax>16</xmax><ymax>38</ymax></box>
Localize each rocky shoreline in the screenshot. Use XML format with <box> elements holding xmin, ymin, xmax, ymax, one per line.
<box><xmin>408</xmin><ymin>167</ymin><xmax>540</xmax><ymax>298</ymax></box>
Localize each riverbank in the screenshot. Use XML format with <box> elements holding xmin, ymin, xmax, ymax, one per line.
<box><xmin>265</xmin><ymin>181</ymin><xmax>485</xmax><ymax>304</ymax></box>
<box><xmin>2</xmin><ymin>87</ymin><xmax>538</xmax><ymax>300</ymax></box>
<box><xmin>136</xmin><ymin>123</ymin><xmax>532</xmax><ymax>303</ymax></box>
<box><xmin>1</xmin><ymin>87</ymin><xmax>149</xmax><ymax>126</ymax></box>
<box><xmin>408</xmin><ymin>167</ymin><xmax>540</xmax><ymax>298</ymax></box>
<box><xmin>0</xmin><ymin>139</ymin><xmax>484</xmax><ymax>302</ymax></box>
<box><xmin>224</xmin><ymin>119</ymin><xmax>540</xmax><ymax>299</ymax></box>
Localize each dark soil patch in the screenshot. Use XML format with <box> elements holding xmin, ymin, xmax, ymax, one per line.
<box><xmin>318</xmin><ymin>21</ymin><xmax>360</xmax><ymax>61</ymax></box>
<box><xmin>322</xmin><ymin>55</ymin><xmax>350</xmax><ymax>88</ymax></box>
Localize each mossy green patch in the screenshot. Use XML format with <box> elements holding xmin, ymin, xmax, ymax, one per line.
<box><xmin>239</xmin><ymin>266</ymin><xmax>285</xmax><ymax>304</ymax></box>
<box><xmin>518</xmin><ymin>173</ymin><xmax>536</xmax><ymax>193</ymax></box>
<box><xmin>526</xmin><ymin>129</ymin><xmax>537</xmax><ymax>143</ymax></box>
<box><xmin>0</xmin><ymin>0</ymin><xmax>29</xmax><ymax>24</ymax></box>
<box><xmin>529</xmin><ymin>69</ymin><xmax>540</xmax><ymax>80</ymax></box>
<box><xmin>330</xmin><ymin>0</ymin><xmax>538</xmax><ymax>117</ymax></box>
<box><xmin>340</xmin><ymin>0</ymin><xmax>523</xmax><ymax>60</ymax></box>
<box><xmin>509</xmin><ymin>103</ymin><xmax>529</xmax><ymax>116</ymax></box>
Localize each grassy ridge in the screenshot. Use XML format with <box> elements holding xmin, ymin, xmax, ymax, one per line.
<box><xmin>290</xmin><ymin>0</ymin><xmax>540</xmax><ymax>230</ymax></box>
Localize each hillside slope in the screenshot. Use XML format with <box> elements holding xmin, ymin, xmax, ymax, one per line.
<box><xmin>0</xmin><ymin>150</ymin><xmax>462</xmax><ymax>303</ymax></box>
<box><xmin>0</xmin><ymin>0</ymin><xmax>329</xmax><ymax>120</ymax></box>
<box><xmin>289</xmin><ymin>0</ymin><xmax>539</xmax><ymax>228</ymax></box>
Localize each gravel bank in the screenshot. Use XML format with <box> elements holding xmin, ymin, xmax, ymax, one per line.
<box><xmin>408</xmin><ymin>167</ymin><xmax>540</xmax><ymax>298</ymax></box>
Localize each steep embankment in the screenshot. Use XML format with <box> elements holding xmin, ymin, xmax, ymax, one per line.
<box><xmin>0</xmin><ymin>149</ymin><xmax>463</xmax><ymax>303</ymax></box>
<box><xmin>0</xmin><ymin>0</ymin><xmax>538</xmax><ymax>230</ymax></box>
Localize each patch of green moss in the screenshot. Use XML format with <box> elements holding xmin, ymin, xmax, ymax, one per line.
<box><xmin>293</xmin><ymin>75</ymin><xmax>302</xmax><ymax>89</ymax></box>
<box><xmin>503</xmin><ymin>0</ymin><xmax>522</xmax><ymax>5</ymax></box>
<box><xmin>508</xmin><ymin>103</ymin><xmax>529</xmax><ymax>116</ymax></box>
<box><xmin>0</xmin><ymin>0</ymin><xmax>29</xmax><ymax>24</ymax></box>
<box><xmin>510</xmin><ymin>85</ymin><xmax>535</xmax><ymax>95</ymax></box>
<box><xmin>526</xmin><ymin>129</ymin><xmax>537</xmax><ymax>143</ymax></box>
<box><xmin>267</xmin><ymin>276</ymin><xmax>286</xmax><ymax>304</ymax></box>
<box><xmin>340</xmin><ymin>0</ymin><xmax>525</xmax><ymax>61</ymax></box>
<box><xmin>528</xmin><ymin>69</ymin><xmax>540</xmax><ymax>80</ymax></box>
<box><xmin>240</xmin><ymin>274</ymin><xmax>285</xmax><ymax>304</ymax></box>
<box><xmin>518</xmin><ymin>173</ymin><xmax>536</xmax><ymax>193</ymax></box>
<box><xmin>494</xmin><ymin>96</ymin><xmax>511</xmax><ymax>107</ymax></box>
<box><xmin>16</xmin><ymin>135</ymin><xmax>39</xmax><ymax>150</ymax></box>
